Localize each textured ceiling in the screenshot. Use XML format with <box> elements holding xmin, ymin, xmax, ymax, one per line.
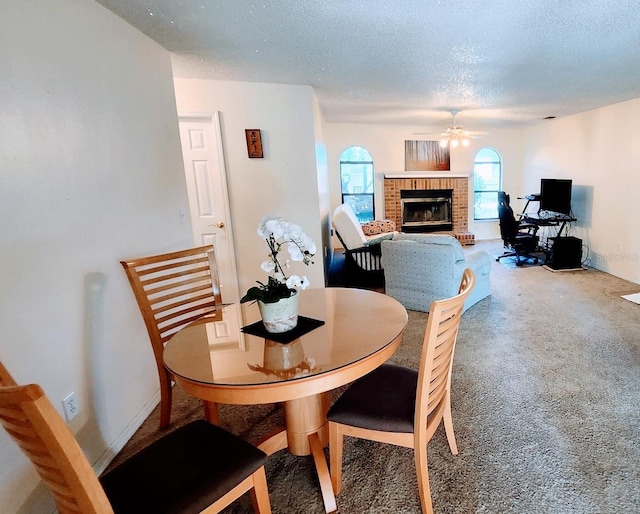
<box><xmin>94</xmin><ymin>0</ymin><xmax>640</xmax><ymax>129</ymax></box>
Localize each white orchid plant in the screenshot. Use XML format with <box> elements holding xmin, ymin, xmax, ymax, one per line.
<box><xmin>240</xmin><ymin>215</ymin><xmax>316</xmax><ymax>304</ymax></box>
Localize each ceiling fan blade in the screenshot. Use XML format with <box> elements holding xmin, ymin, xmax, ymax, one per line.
<box><xmin>414</xmin><ymin>110</ymin><xmax>490</xmax><ymax>138</ymax></box>
<box><xmin>413</xmin><ymin>131</ymin><xmax>487</xmax><ymax>138</ymax></box>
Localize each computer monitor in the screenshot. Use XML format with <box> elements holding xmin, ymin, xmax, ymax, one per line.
<box><xmin>540</xmin><ymin>179</ymin><xmax>572</xmax><ymax>215</ymax></box>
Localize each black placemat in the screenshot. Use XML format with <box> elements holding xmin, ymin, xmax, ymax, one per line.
<box><xmin>241</xmin><ymin>316</ymin><xmax>325</xmax><ymax>344</ymax></box>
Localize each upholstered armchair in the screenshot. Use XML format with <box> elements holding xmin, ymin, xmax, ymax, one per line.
<box><xmin>332</xmin><ymin>203</ymin><xmax>397</xmax><ymax>286</ymax></box>
<box><xmin>381</xmin><ymin>233</ymin><xmax>491</xmax><ymax>312</ymax></box>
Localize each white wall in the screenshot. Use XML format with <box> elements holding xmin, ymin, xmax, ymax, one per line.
<box><xmin>173</xmin><ymin>79</ymin><xmax>327</xmax><ymax>294</ymax></box>
<box><xmin>324</xmin><ymin>123</ymin><xmax>525</xmax><ymax>241</ymax></box>
<box><xmin>0</xmin><ymin>2</ymin><xmax>192</xmax><ymax>512</ymax></box>
<box><xmin>521</xmin><ymin>98</ymin><xmax>640</xmax><ymax>283</ymax></box>
<box><xmin>312</xmin><ymin>96</ymin><xmax>332</xmax><ymax>274</ymax></box>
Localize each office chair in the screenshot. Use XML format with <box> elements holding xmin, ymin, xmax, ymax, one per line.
<box><xmin>0</xmin><ymin>361</ymin><xmax>271</xmax><ymax>514</ymax></box>
<box><xmin>496</xmin><ymin>191</ymin><xmax>540</xmax><ymax>266</ymax></box>
<box><xmin>121</xmin><ymin>245</ymin><xmax>222</xmax><ymax>429</ymax></box>
<box><xmin>327</xmin><ymin>269</ymin><xmax>475</xmax><ymax>514</ymax></box>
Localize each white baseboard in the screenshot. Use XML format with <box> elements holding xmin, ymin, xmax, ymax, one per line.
<box><xmin>92</xmin><ymin>390</ymin><xmax>161</xmax><ymax>476</ymax></box>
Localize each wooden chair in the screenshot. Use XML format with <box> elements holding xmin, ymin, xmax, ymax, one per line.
<box><xmin>0</xmin><ymin>361</ymin><xmax>271</xmax><ymax>514</ymax></box>
<box><xmin>327</xmin><ymin>268</ymin><xmax>475</xmax><ymax>514</ymax></box>
<box><xmin>120</xmin><ymin>245</ymin><xmax>222</xmax><ymax>429</ymax></box>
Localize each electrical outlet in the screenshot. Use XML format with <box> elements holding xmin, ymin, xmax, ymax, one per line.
<box><xmin>62</xmin><ymin>392</ymin><xmax>79</xmax><ymax>422</ymax></box>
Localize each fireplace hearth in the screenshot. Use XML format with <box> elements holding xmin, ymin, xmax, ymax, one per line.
<box><xmin>400</xmin><ymin>189</ymin><xmax>453</xmax><ymax>232</ymax></box>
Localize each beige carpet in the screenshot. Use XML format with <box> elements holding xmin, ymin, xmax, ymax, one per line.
<box><xmin>106</xmin><ymin>240</ymin><xmax>640</xmax><ymax>513</ymax></box>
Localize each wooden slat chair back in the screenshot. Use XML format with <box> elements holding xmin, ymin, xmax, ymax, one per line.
<box><xmin>0</xmin><ymin>361</ymin><xmax>114</xmax><ymax>513</ymax></box>
<box><xmin>120</xmin><ymin>245</ymin><xmax>222</xmax><ymax>429</ymax></box>
<box><xmin>327</xmin><ymin>268</ymin><xmax>475</xmax><ymax>514</ymax></box>
<box><xmin>413</xmin><ymin>267</ymin><xmax>474</xmax><ymax>456</ymax></box>
<box><xmin>0</xmin><ymin>361</ymin><xmax>272</xmax><ymax>514</ymax></box>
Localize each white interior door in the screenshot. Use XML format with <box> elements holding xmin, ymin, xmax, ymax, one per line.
<box><xmin>178</xmin><ymin>113</ymin><xmax>240</xmax><ymax>304</ymax></box>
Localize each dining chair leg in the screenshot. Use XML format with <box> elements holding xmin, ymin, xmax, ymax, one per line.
<box><xmin>328</xmin><ymin>422</ymin><xmax>343</xmax><ymax>495</ymax></box>
<box><xmin>443</xmin><ymin>394</ymin><xmax>458</xmax><ymax>455</ymax></box>
<box><xmin>414</xmin><ymin>446</ymin><xmax>434</xmax><ymax>514</ymax></box>
<box><xmin>159</xmin><ymin>372</ymin><xmax>173</xmax><ymax>430</ymax></box>
<box><xmin>249</xmin><ymin>466</ymin><xmax>272</xmax><ymax>514</ymax></box>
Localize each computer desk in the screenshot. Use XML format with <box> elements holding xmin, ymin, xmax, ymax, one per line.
<box><xmin>521</xmin><ymin>212</ymin><xmax>576</xmax><ymax>237</ymax></box>
<box><xmin>517</xmin><ymin>194</ymin><xmax>576</xmax><ymax>238</ymax></box>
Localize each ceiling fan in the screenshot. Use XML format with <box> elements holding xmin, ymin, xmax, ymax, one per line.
<box><xmin>415</xmin><ymin>109</ymin><xmax>487</xmax><ymax>148</ymax></box>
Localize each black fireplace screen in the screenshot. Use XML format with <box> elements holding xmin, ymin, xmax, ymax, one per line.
<box><xmin>400</xmin><ymin>189</ymin><xmax>453</xmax><ymax>232</ymax></box>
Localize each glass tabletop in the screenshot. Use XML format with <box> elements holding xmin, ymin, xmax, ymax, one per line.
<box><xmin>163</xmin><ymin>287</ymin><xmax>408</xmax><ymax>387</ymax></box>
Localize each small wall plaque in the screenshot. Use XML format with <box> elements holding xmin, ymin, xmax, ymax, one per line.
<box><xmin>245</xmin><ymin>129</ymin><xmax>263</xmax><ymax>158</ymax></box>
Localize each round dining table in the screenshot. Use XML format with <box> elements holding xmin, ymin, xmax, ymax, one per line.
<box><xmin>163</xmin><ymin>287</ymin><xmax>408</xmax><ymax>512</ymax></box>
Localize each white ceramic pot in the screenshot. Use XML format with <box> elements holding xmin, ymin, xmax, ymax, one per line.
<box><xmin>258</xmin><ymin>292</ymin><xmax>299</xmax><ymax>333</ymax></box>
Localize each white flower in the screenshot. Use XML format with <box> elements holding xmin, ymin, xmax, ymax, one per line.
<box><xmin>285</xmin><ymin>275</ymin><xmax>301</xmax><ymax>289</ymax></box>
<box><xmin>266</xmin><ymin>219</ymin><xmax>286</xmax><ymax>239</ymax></box>
<box><xmin>288</xmin><ymin>244</ymin><xmax>304</xmax><ymax>262</ymax></box>
<box><xmin>305</xmin><ymin>239</ymin><xmax>317</xmax><ymax>255</ymax></box>
<box><xmin>258</xmin><ymin>216</ymin><xmax>289</xmax><ymax>239</ymax></box>
<box><xmin>257</xmin><ymin>215</ymin><xmax>272</xmax><ymax>238</ymax></box>
<box><xmin>261</xmin><ymin>261</ymin><xmax>276</xmax><ymax>273</ymax></box>
<box><xmin>243</xmin><ymin>215</ymin><xmax>316</xmax><ymax>303</ymax></box>
<box><xmin>286</xmin><ymin>275</ymin><xmax>310</xmax><ymax>290</ymax></box>
<box><xmin>258</xmin><ymin>215</ymin><xmax>287</xmax><ymax>239</ymax></box>
<box><xmin>286</xmin><ymin>223</ymin><xmax>303</xmax><ymax>240</ymax></box>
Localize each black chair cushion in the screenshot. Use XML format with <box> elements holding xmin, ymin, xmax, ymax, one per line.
<box><xmin>514</xmin><ymin>233</ymin><xmax>538</xmax><ymax>251</ymax></box>
<box><xmin>327</xmin><ymin>364</ymin><xmax>418</xmax><ymax>433</ymax></box>
<box><xmin>100</xmin><ymin>420</ymin><xmax>267</xmax><ymax>514</ymax></box>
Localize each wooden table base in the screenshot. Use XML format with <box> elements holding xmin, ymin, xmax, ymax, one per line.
<box><xmin>256</xmin><ymin>392</ymin><xmax>336</xmax><ymax>512</ymax></box>
<box><xmin>309</xmin><ymin>431</ymin><xmax>337</xmax><ymax>512</ymax></box>
<box><xmin>284</xmin><ymin>393</ymin><xmax>329</xmax><ymax>455</ymax></box>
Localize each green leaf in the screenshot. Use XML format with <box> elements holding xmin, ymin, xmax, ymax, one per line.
<box><xmin>240</xmin><ymin>286</ymin><xmax>264</xmax><ymax>303</ymax></box>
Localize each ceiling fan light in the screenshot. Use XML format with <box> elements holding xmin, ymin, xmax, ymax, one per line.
<box><xmin>462</xmin><ymin>138</ymin><xmax>470</xmax><ymax>147</ymax></box>
<box><xmin>439</xmin><ymin>139</ymin><xmax>449</xmax><ymax>148</ymax></box>
<box><xmin>450</xmin><ymin>138</ymin><xmax>459</xmax><ymax>148</ymax></box>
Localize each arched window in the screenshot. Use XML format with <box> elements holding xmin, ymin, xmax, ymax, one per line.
<box><xmin>473</xmin><ymin>148</ymin><xmax>502</xmax><ymax>220</ymax></box>
<box><xmin>339</xmin><ymin>146</ymin><xmax>375</xmax><ymax>223</ymax></box>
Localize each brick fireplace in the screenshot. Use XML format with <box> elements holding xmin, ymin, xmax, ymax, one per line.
<box><xmin>384</xmin><ymin>173</ymin><xmax>474</xmax><ymax>245</ymax></box>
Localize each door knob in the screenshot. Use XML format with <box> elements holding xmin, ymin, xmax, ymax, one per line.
<box><xmin>209</xmin><ymin>221</ymin><xmax>225</xmax><ymax>228</ymax></box>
